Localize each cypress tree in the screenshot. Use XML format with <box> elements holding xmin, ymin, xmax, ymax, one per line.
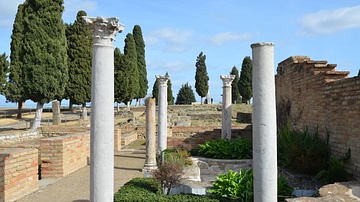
<box><xmin>6</xmin><ymin>3</ymin><xmax>27</xmax><ymax>119</ymax></box>
<box><xmin>65</xmin><ymin>10</ymin><xmax>92</xmax><ymax>120</ymax></box>
<box><xmin>0</xmin><ymin>53</ymin><xmax>9</xmax><ymax>95</ymax></box>
<box><xmin>123</xmin><ymin>33</ymin><xmax>140</xmax><ymax>106</ymax></box>
<box><xmin>166</xmin><ymin>72</ymin><xmax>174</xmax><ymax>105</ymax></box>
<box><xmin>132</xmin><ymin>25</ymin><xmax>148</xmax><ymax>105</ymax></box>
<box><xmin>151</xmin><ymin>79</ymin><xmax>159</xmax><ymax>105</ymax></box>
<box><xmin>195</xmin><ymin>51</ymin><xmax>209</xmax><ymax>104</ymax></box>
<box><xmin>238</xmin><ymin>56</ymin><xmax>253</xmax><ymax>104</ymax></box>
<box><xmin>21</xmin><ymin>0</ymin><xmax>68</xmax><ymax>128</ymax></box>
<box><xmin>151</xmin><ymin>72</ymin><xmax>173</xmax><ymax>105</ymax></box>
<box><xmin>114</xmin><ymin>47</ymin><xmax>129</xmax><ymax>105</ymax></box>
<box><xmin>230</xmin><ymin>66</ymin><xmax>241</xmax><ymax>104</ymax></box>
<box><xmin>175</xmin><ymin>82</ymin><xmax>196</xmax><ymax>105</ymax></box>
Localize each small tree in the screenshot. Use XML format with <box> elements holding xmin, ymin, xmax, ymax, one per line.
<box><xmin>175</xmin><ymin>82</ymin><xmax>196</xmax><ymax>105</ymax></box>
<box><xmin>230</xmin><ymin>66</ymin><xmax>241</xmax><ymax>104</ymax></box>
<box><xmin>238</xmin><ymin>56</ymin><xmax>252</xmax><ymax>104</ymax></box>
<box><xmin>194</xmin><ymin>52</ymin><xmax>209</xmax><ymax>104</ymax></box>
<box><xmin>166</xmin><ymin>73</ymin><xmax>174</xmax><ymax>105</ymax></box>
<box><xmin>151</xmin><ymin>79</ymin><xmax>159</xmax><ymax>105</ymax></box>
<box><xmin>151</xmin><ymin>161</ymin><xmax>183</xmax><ymax>195</ymax></box>
<box><xmin>151</xmin><ymin>72</ymin><xmax>173</xmax><ymax>105</ymax></box>
<box><xmin>0</xmin><ymin>53</ymin><xmax>9</xmax><ymax>95</ymax></box>
<box><xmin>123</xmin><ymin>33</ymin><xmax>140</xmax><ymax>106</ymax></box>
<box><xmin>133</xmin><ymin>25</ymin><xmax>148</xmax><ymax>106</ymax></box>
<box><xmin>21</xmin><ymin>0</ymin><xmax>68</xmax><ymax>128</ymax></box>
<box><xmin>65</xmin><ymin>10</ymin><xmax>92</xmax><ymax>120</ymax></box>
<box><xmin>6</xmin><ymin>3</ymin><xmax>27</xmax><ymax>119</ymax></box>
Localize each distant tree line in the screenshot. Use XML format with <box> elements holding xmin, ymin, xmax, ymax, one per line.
<box><xmin>0</xmin><ymin>0</ymin><xmax>254</xmax><ymax>128</ymax></box>
<box><xmin>0</xmin><ymin>0</ymin><xmax>149</xmax><ymax>128</ymax></box>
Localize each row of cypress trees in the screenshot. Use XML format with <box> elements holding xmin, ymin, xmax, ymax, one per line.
<box><xmin>2</xmin><ymin>0</ymin><xmax>148</xmax><ymax>128</ymax></box>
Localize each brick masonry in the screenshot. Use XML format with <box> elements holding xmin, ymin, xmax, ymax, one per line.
<box><xmin>276</xmin><ymin>56</ymin><xmax>360</xmax><ymax>179</ymax></box>
<box><xmin>40</xmin><ymin>132</ymin><xmax>90</xmax><ymax>178</ymax></box>
<box><xmin>0</xmin><ymin>148</ymin><xmax>38</xmax><ymax>202</ymax></box>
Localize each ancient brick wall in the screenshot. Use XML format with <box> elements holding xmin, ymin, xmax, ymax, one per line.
<box><xmin>0</xmin><ymin>148</ymin><xmax>38</xmax><ymax>202</ymax></box>
<box><xmin>276</xmin><ymin>56</ymin><xmax>360</xmax><ymax>178</ymax></box>
<box><xmin>40</xmin><ymin>132</ymin><xmax>90</xmax><ymax>178</ymax></box>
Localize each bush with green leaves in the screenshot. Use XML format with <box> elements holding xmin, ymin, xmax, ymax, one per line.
<box><xmin>316</xmin><ymin>148</ymin><xmax>352</xmax><ymax>184</ymax></box>
<box><xmin>277</xmin><ymin>121</ymin><xmax>329</xmax><ymax>175</ymax></box>
<box><xmin>197</xmin><ymin>138</ymin><xmax>252</xmax><ymax>159</ymax></box>
<box><xmin>278</xmin><ymin>176</ymin><xmax>294</xmax><ymax>201</ymax></box>
<box><xmin>208</xmin><ymin>169</ymin><xmax>294</xmax><ymax>201</ymax></box>
<box><xmin>159</xmin><ymin>148</ymin><xmax>192</xmax><ymax>166</ymax></box>
<box><xmin>208</xmin><ymin>169</ymin><xmax>253</xmax><ymax>201</ymax></box>
<box><xmin>114</xmin><ymin>177</ymin><xmax>235</xmax><ymax>202</ymax></box>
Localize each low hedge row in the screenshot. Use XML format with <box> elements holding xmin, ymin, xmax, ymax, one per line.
<box><xmin>114</xmin><ymin>178</ymin><xmax>239</xmax><ymax>202</ymax></box>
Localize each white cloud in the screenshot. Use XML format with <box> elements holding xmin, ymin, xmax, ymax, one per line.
<box><xmin>147</xmin><ymin>60</ymin><xmax>193</xmax><ymax>73</ymax></box>
<box><xmin>146</xmin><ymin>28</ymin><xmax>193</xmax><ymax>52</ymax></box>
<box><xmin>207</xmin><ymin>32</ymin><xmax>252</xmax><ymax>46</ymax></box>
<box><xmin>0</xmin><ymin>0</ymin><xmax>24</xmax><ymax>28</ymax></box>
<box><xmin>298</xmin><ymin>5</ymin><xmax>360</xmax><ymax>35</ymax></box>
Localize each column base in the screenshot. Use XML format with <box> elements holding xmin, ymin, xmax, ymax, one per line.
<box><xmin>143</xmin><ymin>165</ymin><xmax>158</xmax><ymax>178</ymax></box>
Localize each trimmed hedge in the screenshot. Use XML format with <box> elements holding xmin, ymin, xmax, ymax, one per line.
<box><xmin>114</xmin><ymin>178</ymin><xmax>238</xmax><ymax>202</ymax></box>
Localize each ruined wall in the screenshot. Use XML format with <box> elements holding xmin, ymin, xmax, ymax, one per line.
<box><xmin>276</xmin><ymin>56</ymin><xmax>360</xmax><ymax>178</ymax></box>
<box><xmin>0</xmin><ymin>148</ymin><xmax>38</xmax><ymax>202</ymax></box>
<box><xmin>40</xmin><ymin>132</ymin><xmax>90</xmax><ymax>178</ymax></box>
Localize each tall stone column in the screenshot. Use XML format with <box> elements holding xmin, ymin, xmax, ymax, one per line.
<box><xmin>156</xmin><ymin>74</ymin><xmax>170</xmax><ymax>153</ymax></box>
<box><xmin>83</xmin><ymin>16</ymin><xmax>124</xmax><ymax>202</ymax></box>
<box><xmin>144</xmin><ymin>98</ymin><xmax>157</xmax><ymax>176</ymax></box>
<box><xmin>220</xmin><ymin>75</ymin><xmax>235</xmax><ymax>139</ymax></box>
<box><xmin>251</xmin><ymin>42</ymin><xmax>277</xmax><ymax>202</ymax></box>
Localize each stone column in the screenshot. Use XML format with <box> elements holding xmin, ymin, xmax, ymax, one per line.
<box><xmin>143</xmin><ymin>98</ymin><xmax>157</xmax><ymax>176</ymax></box>
<box><xmin>52</xmin><ymin>101</ymin><xmax>61</xmax><ymax>125</ymax></box>
<box><xmin>251</xmin><ymin>42</ymin><xmax>277</xmax><ymax>202</ymax></box>
<box><xmin>156</xmin><ymin>74</ymin><xmax>170</xmax><ymax>153</ymax></box>
<box><xmin>83</xmin><ymin>16</ymin><xmax>124</xmax><ymax>202</ymax></box>
<box><xmin>220</xmin><ymin>75</ymin><xmax>235</xmax><ymax>139</ymax></box>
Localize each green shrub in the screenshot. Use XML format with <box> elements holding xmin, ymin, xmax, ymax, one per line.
<box><xmin>198</xmin><ymin>138</ymin><xmax>252</xmax><ymax>159</ymax></box>
<box><xmin>277</xmin><ymin>176</ymin><xmax>294</xmax><ymax>201</ymax></box>
<box><xmin>114</xmin><ymin>177</ymin><xmax>163</xmax><ymax>202</ymax></box>
<box><xmin>277</xmin><ymin>121</ymin><xmax>329</xmax><ymax>175</ymax></box>
<box><xmin>208</xmin><ymin>169</ymin><xmax>294</xmax><ymax>201</ymax></box>
<box><xmin>114</xmin><ymin>177</ymin><xmax>235</xmax><ymax>201</ymax></box>
<box><xmin>316</xmin><ymin>148</ymin><xmax>351</xmax><ymax>184</ymax></box>
<box><xmin>158</xmin><ymin>148</ymin><xmax>192</xmax><ymax>166</ymax></box>
<box><xmin>208</xmin><ymin>169</ymin><xmax>253</xmax><ymax>201</ymax></box>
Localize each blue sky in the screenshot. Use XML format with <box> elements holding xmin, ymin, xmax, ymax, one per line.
<box><xmin>0</xmin><ymin>0</ymin><xmax>360</xmax><ymax>106</ymax></box>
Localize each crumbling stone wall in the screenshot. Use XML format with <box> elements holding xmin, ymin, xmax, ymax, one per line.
<box><xmin>276</xmin><ymin>56</ymin><xmax>360</xmax><ymax>178</ymax></box>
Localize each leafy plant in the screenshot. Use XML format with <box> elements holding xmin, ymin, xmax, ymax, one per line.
<box><xmin>198</xmin><ymin>138</ymin><xmax>252</xmax><ymax>159</ymax></box>
<box><xmin>208</xmin><ymin>169</ymin><xmax>253</xmax><ymax>201</ymax></box>
<box><xmin>316</xmin><ymin>148</ymin><xmax>351</xmax><ymax>184</ymax></box>
<box><xmin>277</xmin><ymin>121</ymin><xmax>329</xmax><ymax>175</ymax></box>
<box><xmin>153</xmin><ymin>148</ymin><xmax>192</xmax><ymax>195</ymax></box>
<box><xmin>151</xmin><ymin>161</ymin><xmax>183</xmax><ymax>195</ymax></box>
<box><xmin>277</xmin><ymin>176</ymin><xmax>294</xmax><ymax>201</ymax></box>
<box><xmin>158</xmin><ymin>148</ymin><xmax>192</xmax><ymax>167</ymax></box>
<box><xmin>209</xmin><ymin>169</ymin><xmax>294</xmax><ymax>201</ymax></box>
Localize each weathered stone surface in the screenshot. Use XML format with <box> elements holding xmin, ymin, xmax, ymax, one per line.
<box><xmin>52</xmin><ymin>101</ymin><xmax>61</xmax><ymax>125</ymax></box>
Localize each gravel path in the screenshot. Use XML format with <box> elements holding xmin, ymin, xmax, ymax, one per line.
<box><xmin>15</xmin><ymin>148</ymin><xmax>146</xmax><ymax>202</ymax></box>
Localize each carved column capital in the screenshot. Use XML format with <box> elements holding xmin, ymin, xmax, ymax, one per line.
<box><xmin>83</xmin><ymin>16</ymin><xmax>125</xmax><ymax>45</ymax></box>
<box><xmin>156</xmin><ymin>75</ymin><xmax>170</xmax><ymax>86</ymax></box>
<box><xmin>220</xmin><ymin>75</ymin><xmax>235</xmax><ymax>87</ymax></box>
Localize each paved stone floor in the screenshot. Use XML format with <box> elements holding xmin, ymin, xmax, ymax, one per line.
<box><xmin>15</xmin><ymin>148</ymin><xmax>146</xmax><ymax>202</ymax></box>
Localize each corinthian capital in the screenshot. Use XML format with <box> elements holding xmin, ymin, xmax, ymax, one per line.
<box><xmin>156</xmin><ymin>75</ymin><xmax>170</xmax><ymax>86</ymax></box>
<box><xmin>220</xmin><ymin>75</ymin><xmax>235</xmax><ymax>87</ymax></box>
<box><xmin>83</xmin><ymin>16</ymin><xmax>125</xmax><ymax>45</ymax></box>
